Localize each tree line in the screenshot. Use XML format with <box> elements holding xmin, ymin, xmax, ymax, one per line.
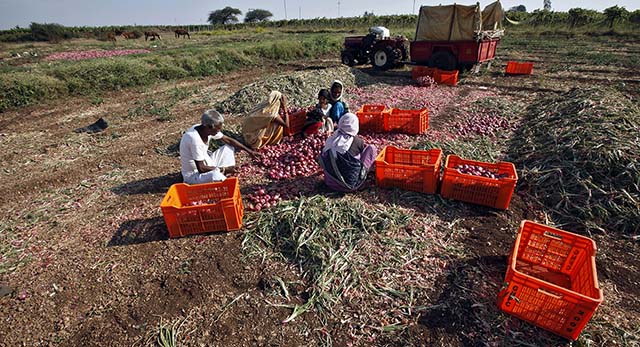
<box><xmin>506</xmin><ymin>5</ymin><xmax>638</xmax><ymax>28</ymax></box>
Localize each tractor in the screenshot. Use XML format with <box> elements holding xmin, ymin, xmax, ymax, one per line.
<box><xmin>340</xmin><ymin>1</ymin><xmax>504</xmax><ymax>71</ymax></box>
<box><xmin>341</xmin><ymin>26</ymin><xmax>409</xmax><ymax>70</ymax></box>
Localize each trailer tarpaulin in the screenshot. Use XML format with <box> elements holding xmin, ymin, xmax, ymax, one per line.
<box><xmin>415</xmin><ymin>1</ymin><xmax>504</xmax><ymax>41</ymax></box>
<box><xmin>482</xmin><ymin>1</ymin><xmax>504</xmax><ymax>30</ymax></box>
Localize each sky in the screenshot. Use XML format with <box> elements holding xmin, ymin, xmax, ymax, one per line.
<box><xmin>1</xmin><ymin>0</ymin><xmax>639</xmax><ymax>30</ymax></box>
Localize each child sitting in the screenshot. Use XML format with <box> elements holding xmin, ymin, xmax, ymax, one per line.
<box><xmin>301</xmin><ymin>89</ymin><xmax>334</xmax><ymax>137</ymax></box>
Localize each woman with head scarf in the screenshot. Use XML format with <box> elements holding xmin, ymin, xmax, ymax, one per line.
<box><xmin>241</xmin><ymin>91</ymin><xmax>289</xmax><ymax>149</ymax></box>
<box><xmin>318</xmin><ymin>112</ymin><xmax>377</xmax><ymax>192</ymax></box>
<box><xmin>328</xmin><ymin>80</ymin><xmax>350</xmax><ymax>124</ymax></box>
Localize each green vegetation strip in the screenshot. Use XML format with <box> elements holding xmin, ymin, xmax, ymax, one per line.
<box><xmin>0</xmin><ymin>36</ymin><xmax>341</xmax><ymax>112</ymax></box>
<box><xmin>510</xmin><ymin>87</ymin><xmax>639</xmax><ymax>235</ymax></box>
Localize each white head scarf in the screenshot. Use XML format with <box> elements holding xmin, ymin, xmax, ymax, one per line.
<box><xmin>322</xmin><ymin>112</ymin><xmax>359</xmax><ymax>154</ymax></box>
<box><xmin>330</xmin><ymin>80</ymin><xmax>344</xmax><ymax>102</ymax></box>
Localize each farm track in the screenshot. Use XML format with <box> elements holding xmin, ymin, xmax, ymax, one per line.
<box><xmin>1</xmin><ymin>33</ymin><xmax>639</xmax><ymax>347</ymax></box>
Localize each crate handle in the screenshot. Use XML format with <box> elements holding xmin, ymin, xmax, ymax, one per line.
<box><xmin>537</xmin><ymin>288</ymin><xmax>563</xmax><ymax>300</ymax></box>
<box><xmin>543</xmin><ymin>231</ymin><xmax>563</xmax><ymax>240</ymax></box>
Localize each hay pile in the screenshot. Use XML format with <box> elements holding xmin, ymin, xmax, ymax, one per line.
<box><xmin>216</xmin><ymin>66</ymin><xmax>369</xmax><ymax>115</ymax></box>
<box><xmin>510</xmin><ymin>87</ymin><xmax>640</xmax><ymax>235</ymax></box>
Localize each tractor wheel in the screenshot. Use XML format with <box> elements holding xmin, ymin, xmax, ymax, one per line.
<box><xmin>372</xmin><ymin>46</ymin><xmax>396</xmax><ymax>70</ymax></box>
<box><xmin>341</xmin><ymin>52</ymin><xmax>355</xmax><ymax>66</ymax></box>
<box><xmin>429</xmin><ymin>51</ymin><xmax>457</xmax><ymax>71</ymax></box>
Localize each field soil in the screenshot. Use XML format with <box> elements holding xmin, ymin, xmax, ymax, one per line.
<box><xmin>1</xmin><ymin>34</ymin><xmax>639</xmax><ymax>347</ymax></box>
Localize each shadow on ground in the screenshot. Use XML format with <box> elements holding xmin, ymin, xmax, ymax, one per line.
<box><xmin>413</xmin><ymin>255</ymin><xmax>568</xmax><ymax>346</ymax></box>
<box><xmin>108</xmin><ymin>216</ymin><xmax>169</xmax><ymax>246</ymax></box>
<box><xmin>111</xmin><ymin>172</ymin><xmax>182</xmax><ymax>195</ymax></box>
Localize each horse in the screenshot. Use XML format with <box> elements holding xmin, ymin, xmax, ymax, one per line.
<box><xmin>106</xmin><ymin>32</ymin><xmax>116</xmax><ymax>42</ymax></box>
<box><xmin>121</xmin><ymin>31</ymin><xmax>137</xmax><ymax>39</ymax></box>
<box><xmin>144</xmin><ymin>31</ymin><xmax>161</xmax><ymax>41</ymax></box>
<box><xmin>174</xmin><ymin>29</ymin><xmax>190</xmax><ymax>39</ymax></box>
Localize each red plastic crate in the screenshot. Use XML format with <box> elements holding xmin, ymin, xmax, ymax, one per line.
<box><xmin>375</xmin><ymin>146</ymin><xmax>442</xmax><ymax>194</ymax></box>
<box><xmin>434</xmin><ymin>69</ymin><xmax>459</xmax><ymax>86</ymax></box>
<box><xmin>284</xmin><ymin>110</ymin><xmax>308</xmax><ymax>136</ymax></box>
<box><xmin>160</xmin><ymin>178</ymin><xmax>244</xmax><ymax>238</ymax></box>
<box><xmin>356</xmin><ymin>104</ymin><xmax>387</xmax><ymax>133</ymax></box>
<box><xmin>497</xmin><ymin>221</ymin><xmax>603</xmax><ymax>340</ymax></box>
<box><xmin>506</xmin><ymin>61</ymin><xmax>534</xmax><ymax>75</ymax></box>
<box><xmin>412</xmin><ymin>66</ymin><xmax>437</xmax><ymax>80</ymax></box>
<box><xmin>440</xmin><ymin>155</ymin><xmax>517</xmax><ymax>209</ymax></box>
<box><xmin>384</xmin><ymin>108</ymin><xmax>428</xmax><ymax>135</ymax></box>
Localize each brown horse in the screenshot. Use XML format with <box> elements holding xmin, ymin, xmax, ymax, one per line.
<box><xmin>106</xmin><ymin>32</ymin><xmax>116</xmax><ymax>42</ymax></box>
<box><xmin>144</xmin><ymin>31</ymin><xmax>161</xmax><ymax>41</ymax></box>
<box><xmin>121</xmin><ymin>31</ymin><xmax>137</xmax><ymax>39</ymax></box>
<box><xmin>174</xmin><ymin>29</ymin><xmax>190</xmax><ymax>39</ymax></box>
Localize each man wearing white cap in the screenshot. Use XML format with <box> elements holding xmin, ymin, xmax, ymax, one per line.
<box><xmin>179</xmin><ymin>109</ymin><xmax>257</xmax><ymax>184</ymax></box>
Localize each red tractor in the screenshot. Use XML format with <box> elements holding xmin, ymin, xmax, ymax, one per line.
<box><xmin>341</xmin><ymin>26</ymin><xmax>409</xmax><ymax>70</ymax></box>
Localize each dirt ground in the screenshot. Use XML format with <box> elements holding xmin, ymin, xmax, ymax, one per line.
<box><xmin>1</xmin><ymin>37</ymin><xmax>640</xmax><ymax>347</ymax></box>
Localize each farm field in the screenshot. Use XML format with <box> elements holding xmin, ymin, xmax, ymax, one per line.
<box><xmin>1</xmin><ymin>27</ymin><xmax>639</xmax><ymax>347</ymax></box>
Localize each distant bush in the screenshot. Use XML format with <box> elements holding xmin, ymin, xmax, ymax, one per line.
<box><xmin>631</xmin><ymin>10</ymin><xmax>640</xmax><ymax>24</ymax></box>
<box><xmin>196</xmin><ymin>30</ymin><xmax>234</xmax><ymax>36</ymax></box>
<box><xmin>0</xmin><ymin>72</ymin><xmax>67</xmax><ymax>111</ymax></box>
<box><xmin>505</xmin><ymin>11</ymin><xmax>531</xmax><ymax>23</ymax></box>
<box><xmin>30</xmin><ymin>22</ymin><xmax>77</xmax><ymax>42</ymax></box>
<box><xmin>0</xmin><ymin>28</ymin><xmax>33</xmax><ymax>42</ymax></box>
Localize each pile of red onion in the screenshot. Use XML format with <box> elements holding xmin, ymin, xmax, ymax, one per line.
<box><xmin>258</xmin><ymin>133</ymin><xmax>328</xmax><ymax>180</ymax></box>
<box><xmin>453</xmin><ymin>111</ymin><xmax>512</xmax><ymax>137</ymax></box>
<box><xmin>455</xmin><ymin>164</ymin><xmax>509</xmax><ymax>179</ymax></box>
<box><xmin>245</xmin><ymin>187</ymin><xmax>284</xmax><ymax>212</ymax></box>
<box><xmin>44</xmin><ymin>49</ymin><xmax>150</xmax><ymax>61</ymax></box>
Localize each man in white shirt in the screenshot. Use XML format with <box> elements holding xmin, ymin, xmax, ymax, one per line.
<box><xmin>179</xmin><ymin>109</ymin><xmax>257</xmax><ymax>184</ymax></box>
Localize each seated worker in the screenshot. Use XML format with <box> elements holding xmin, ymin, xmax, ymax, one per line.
<box><xmin>318</xmin><ymin>113</ymin><xmax>377</xmax><ymax>192</ymax></box>
<box><xmin>179</xmin><ymin>109</ymin><xmax>257</xmax><ymax>184</ymax></box>
<box><xmin>301</xmin><ymin>108</ymin><xmax>324</xmax><ymax>137</ymax></box>
<box><xmin>328</xmin><ymin>80</ymin><xmax>349</xmax><ymax>124</ymax></box>
<box><xmin>301</xmin><ymin>89</ymin><xmax>335</xmax><ymax>137</ymax></box>
<box><xmin>241</xmin><ymin>90</ymin><xmax>289</xmax><ymax>150</ymax></box>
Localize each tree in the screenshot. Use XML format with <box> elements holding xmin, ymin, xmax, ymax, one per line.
<box><xmin>603</xmin><ymin>5</ymin><xmax>629</xmax><ymax>28</ymax></box>
<box><xmin>208</xmin><ymin>7</ymin><xmax>242</xmax><ymax>25</ymax></box>
<box><xmin>543</xmin><ymin>0</ymin><xmax>551</xmax><ymax>11</ymax></box>
<box><xmin>508</xmin><ymin>5</ymin><xmax>527</xmax><ymax>12</ymax></box>
<box><xmin>362</xmin><ymin>11</ymin><xmax>375</xmax><ymax>17</ymax></box>
<box><xmin>630</xmin><ymin>9</ymin><xmax>640</xmax><ymax>24</ymax></box>
<box><xmin>244</xmin><ymin>9</ymin><xmax>273</xmax><ymax>23</ymax></box>
<box><xmin>568</xmin><ymin>8</ymin><xmax>601</xmax><ymax>27</ymax></box>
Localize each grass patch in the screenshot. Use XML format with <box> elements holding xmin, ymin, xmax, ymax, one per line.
<box><xmin>0</xmin><ymin>72</ymin><xmax>67</xmax><ymax>111</ymax></box>
<box><xmin>509</xmin><ymin>87</ymin><xmax>640</xmax><ymax>235</ymax></box>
